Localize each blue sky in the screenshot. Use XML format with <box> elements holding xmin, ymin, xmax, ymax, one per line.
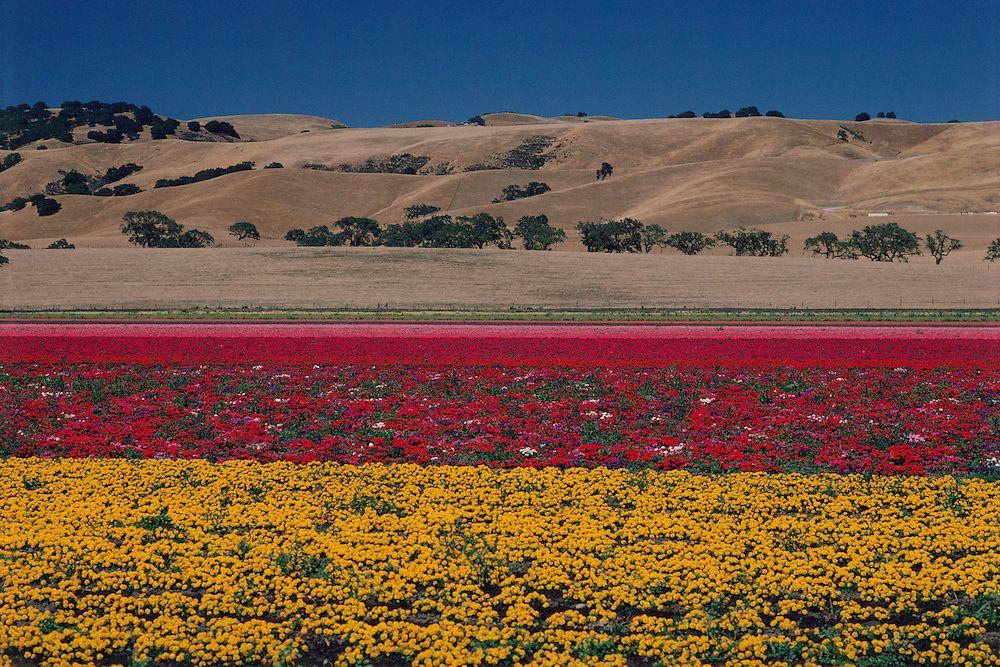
<box><xmin>3</xmin><ymin>0</ymin><xmax>997</xmax><ymax>126</ymax></box>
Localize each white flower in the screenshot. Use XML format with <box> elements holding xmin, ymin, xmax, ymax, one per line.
<box><xmin>519</xmin><ymin>447</ymin><xmax>538</xmax><ymax>456</ymax></box>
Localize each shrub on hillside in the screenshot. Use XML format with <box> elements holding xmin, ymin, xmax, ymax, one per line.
<box><xmin>735</xmin><ymin>106</ymin><xmax>762</xmax><ymax>117</ymax></box>
<box><xmin>99</xmin><ymin>163</ymin><xmax>143</xmax><ymax>185</ymax></box>
<box><xmin>492</xmin><ymin>181</ymin><xmax>551</xmax><ymax>203</ymax></box>
<box><xmin>264</xmin><ymin>162</ymin><xmax>284</xmax><ymax>169</ymax></box>
<box><xmin>669</xmin><ymin>111</ymin><xmax>698</xmax><ymax>119</ymax></box>
<box><xmin>46</xmin><ymin>239</ymin><xmax>75</xmax><ymax>249</ymax></box>
<box><xmin>404</xmin><ymin>204</ymin><xmax>441</xmax><ymax>219</ymax></box>
<box><xmin>187</xmin><ymin>121</ymin><xmax>201</xmax><ymax>132</ymax></box>
<box><xmin>31</xmin><ymin>195</ymin><xmax>61</xmax><ymax>216</ymax></box>
<box><xmin>284</xmin><ymin>229</ymin><xmax>305</xmax><ymax>242</ymax></box>
<box><xmin>854</xmin><ymin>112</ymin><xmax>871</xmax><ymax>122</ymax></box>
<box><xmin>0</xmin><ymin>152</ymin><xmax>22</xmax><ymax>173</ymax></box>
<box><xmin>204</xmin><ymin>120</ymin><xmax>240</xmax><ymax>138</ymax></box>
<box><xmin>703</xmin><ymin>109</ymin><xmax>733</xmax><ymax>119</ymax></box>
<box><xmin>596</xmin><ymin>162</ymin><xmax>613</xmax><ymax>181</ymax></box>
<box><xmin>155</xmin><ymin>162</ymin><xmax>254</xmax><ymax>188</ymax></box>
<box><xmin>0</xmin><ymin>197</ymin><xmax>29</xmax><ymax>212</ymax></box>
<box><xmin>765</xmin><ymin>110</ymin><xmax>785</xmax><ymax>117</ymax></box>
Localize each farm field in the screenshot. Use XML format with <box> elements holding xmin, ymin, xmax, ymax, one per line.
<box><xmin>1</xmin><ymin>247</ymin><xmax>998</xmax><ymax>312</ymax></box>
<box><xmin>1</xmin><ymin>323</ymin><xmax>998</xmax><ymax>666</ymax></box>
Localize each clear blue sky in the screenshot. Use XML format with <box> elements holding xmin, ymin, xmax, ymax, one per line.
<box><xmin>3</xmin><ymin>0</ymin><xmax>997</xmax><ymax>126</ymax></box>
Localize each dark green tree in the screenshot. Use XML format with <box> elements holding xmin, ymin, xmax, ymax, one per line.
<box><xmin>715</xmin><ymin>227</ymin><xmax>789</xmax><ymax>256</ymax></box>
<box><xmin>514</xmin><ymin>215</ymin><xmax>566</xmax><ymax>250</ymax></box>
<box><xmin>404</xmin><ymin>203</ymin><xmax>440</xmax><ymax>219</ymax></box>
<box><xmin>924</xmin><ymin>230</ymin><xmax>961</xmax><ymax>265</ymax></box>
<box><xmin>228</xmin><ymin>221</ymin><xmax>260</xmax><ymax>241</ymax></box>
<box><xmin>847</xmin><ymin>222</ymin><xmax>921</xmax><ymax>262</ymax></box>
<box><xmin>664</xmin><ymin>231</ymin><xmax>716</xmax><ymax>255</ymax></box>
<box><xmin>457</xmin><ymin>213</ymin><xmax>512</xmax><ymax>249</ymax></box>
<box><xmin>986</xmin><ymin>238</ymin><xmax>1000</xmax><ymax>262</ymax></box>
<box><xmin>334</xmin><ymin>216</ymin><xmax>382</xmax><ymax>246</ymax></box>
<box><xmin>639</xmin><ymin>223</ymin><xmax>668</xmax><ymax>252</ymax></box>
<box><xmin>46</xmin><ymin>238</ymin><xmax>75</xmax><ymax>249</ymax></box>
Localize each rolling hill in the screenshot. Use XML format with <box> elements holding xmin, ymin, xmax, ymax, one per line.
<box><xmin>0</xmin><ymin>110</ymin><xmax>997</xmax><ymax>252</ymax></box>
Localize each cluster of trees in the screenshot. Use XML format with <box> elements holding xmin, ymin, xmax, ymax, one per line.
<box><xmin>47</xmin><ymin>239</ymin><xmax>75</xmax><ymax>249</ymax></box>
<box><xmin>154</xmin><ymin>162</ymin><xmax>254</xmax><ymax>188</ymax></box>
<box><xmin>805</xmin><ymin>223</ymin><xmax>967</xmax><ymax>264</ymax></box>
<box><xmin>855</xmin><ymin>112</ymin><xmax>897</xmax><ymax>122</ymax></box>
<box><xmin>203</xmin><ymin>120</ymin><xmax>240</xmax><ymax>139</ymax></box>
<box><xmin>0</xmin><ymin>194</ymin><xmax>61</xmax><ymax>216</ymax></box>
<box><xmin>670</xmin><ymin>108</ymin><xmax>785</xmax><ymax>119</ymax></box>
<box><xmin>0</xmin><ymin>152</ymin><xmax>21</xmax><ymax>173</ymax></box>
<box><xmin>492</xmin><ymin>181</ymin><xmax>550</xmax><ymax>203</ymax></box>
<box><xmin>284</xmin><ymin>206</ymin><xmax>568</xmax><ymax>251</ymax></box>
<box><xmin>120</xmin><ymin>210</ymin><xmax>215</xmax><ymax>248</ymax></box>
<box><xmin>575</xmin><ymin>221</ymin><xmax>789</xmax><ymax>256</ymax></box>
<box><xmin>1</xmin><ymin>100</ymin><xmax>182</xmax><ymax>149</ymax></box>
<box><xmin>44</xmin><ymin>164</ymin><xmax>144</xmax><ymax>197</ymax></box>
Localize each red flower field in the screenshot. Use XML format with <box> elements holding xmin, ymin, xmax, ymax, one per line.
<box><xmin>2</xmin><ymin>324</ymin><xmax>996</xmax><ymax>475</ymax></box>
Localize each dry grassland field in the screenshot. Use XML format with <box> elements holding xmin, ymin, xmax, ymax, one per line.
<box><xmin>0</xmin><ymin>246</ymin><xmax>997</xmax><ymax>312</ymax></box>
<box><xmin>0</xmin><ymin>113</ymin><xmax>998</xmax><ymax>313</ymax></box>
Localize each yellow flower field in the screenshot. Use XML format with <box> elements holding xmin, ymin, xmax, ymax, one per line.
<box><xmin>1</xmin><ymin>460</ymin><xmax>997</xmax><ymax>667</ymax></box>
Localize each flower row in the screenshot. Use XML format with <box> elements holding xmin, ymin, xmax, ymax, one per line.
<box><xmin>2</xmin><ymin>460</ymin><xmax>997</xmax><ymax>666</ymax></box>
<box><xmin>2</xmin><ymin>363</ymin><xmax>996</xmax><ymax>475</ymax></box>
<box><xmin>2</xmin><ymin>324</ymin><xmax>997</xmax><ymax>367</ymax></box>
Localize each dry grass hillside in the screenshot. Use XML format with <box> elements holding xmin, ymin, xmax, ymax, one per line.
<box><xmin>1</xmin><ymin>113</ymin><xmax>997</xmax><ymax>253</ymax></box>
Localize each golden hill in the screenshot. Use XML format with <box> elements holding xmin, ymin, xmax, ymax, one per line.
<box><xmin>1</xmin><ymin>114</ymin><xmax>997</xmax><ymax>251</ymax></box>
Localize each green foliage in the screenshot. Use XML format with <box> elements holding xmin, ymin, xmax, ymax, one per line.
<box><xmin>46</xmin><ymin>239</ymin><xmax>75</xmax><ymax>249</ymax></box>
<box><xmin>467</xmin><ymin>115</ymin><xmax>486</xmax><ymax>126</ymax></box>
<box><xmin>204</xmin><ymin>120</ymin><xmax>240</xmax><ymax>138</ymax></box>
<box><xmin>855</xmin><ymin>112</ymin><xmax>871</xmax><ymax>122</ymax></box>
<box><xmin>924</xmin><ymin>229</ymin><xmax>962</xmax><ymax>265</ymax></box>
<box><xmin>135</xmin><ymin>508</ymin><xmax>177</xmax><ymax>531</ymax></box>
<box><xmin>404</xmin><ymin>203</ymin><xmax>441</xmax><ymax>220</ymax></box>
<box><xmin>639</xmin><ymin>223</ymin><xmax>668</xmax><ymax>252</ymax></box>
<box><xmin>0</xmin><ymin>196</ymin><xmax>28</xmax><ymax>212</ymax></box>
<box><xmin>284</xmin><ymin>229</ymin><xmax>305</xmax><ymax>242</ymax></box>
<box><xmin>804</xmin><ymin>231</ymin><xmax>857</xmax><ymax>259</ymax></box>
<box><xmin>155</xmin><ymin>162</ymin><xmax>254</xmax><ymax>188</ymax></box>
<box><xmin>0</xmin><ymin>252</ymin><xmax>7</xmax><ymax>267</ymax></box>
<box><xmin>986</xmin><ymin>238</ymin><xmax>1000</xmax><ymax>262</ymax></box>
<box><xmin>848</xmin><ymin>222</ymin><xmax>921</xmax><ymax>262</ymax></box>
<box><xmin>334</xmin><ymin>217</ymin><xmax>382</xmax><ymax>246</ymax></box>
<box><xmin>577</xmin><ymin>218</ymin><xmax>643</xmax><ymax>252</ymax></box>
<box><xmin>492</xmin><ymin>181</ymin><xmax>550</xmax><ymax>203</ymax></box>
<box><xmin>514</xmin><ymin>214</ymin><xmax>566</xmax><ymax>250</ymax></box>
<box><xmin>735</xmin><ymin>106</ymin><xmax>761</xmax><ymax>117</ymax></box>
<box><xmin>120</xmin><ymin>210</ymin><xmax>214</xmax><ymax>248</ymax></box>
<box><xmin>264</xmin><ymin>162</ymin><xmax>283</xmax><ymax>169</ymax></box>
<box><xmin>31</xmin><ymin>195</ymin><xmax>61</xmax><ymax>217</ymax></box>
<box><xmin>294</xmin><ymin>225</ymin><xmax>345</xmax><ymax>247</ymax></box>
<box><xmin>596</xmin><ymin>162</ymin><xmax>614</xmax><ymax>180</ymax></box>
<box><xmin>187</xmin><ymin>121</ymin><xmax>201</xmax><ymax>132</ymax></box>
<box><xmin>715</xmin><ymin>227</ymin><xmax>789</xmax><ymax>256</ymax></box>
<box><xmin>664</xmin><ymin>231</ymin><xmax>716</xmax><ymax>255</ymax></box>
<box><xmin>457</xmin><ymin>213</ymin><xmax>512</xmax><ymax>249</ymax></box>
<box><xmin>228</xmin><ymin>221</ymin><xmax>260</xmax><ymax>241</ymax></box>
<box><xmin>0</xmin><ymin>239</ymin><xmax>30</xmax><ymax>249</ymax></box>
<box><xmin>0</xmin><ymin>152</ymin><xmax>22</xmax><ymax>173</ymax></box>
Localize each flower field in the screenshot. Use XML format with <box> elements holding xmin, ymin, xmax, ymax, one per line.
<box><xmin>0</xmin><ymin>324</ymin><xmax>997</xmax><ymax>666</ymax></box>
